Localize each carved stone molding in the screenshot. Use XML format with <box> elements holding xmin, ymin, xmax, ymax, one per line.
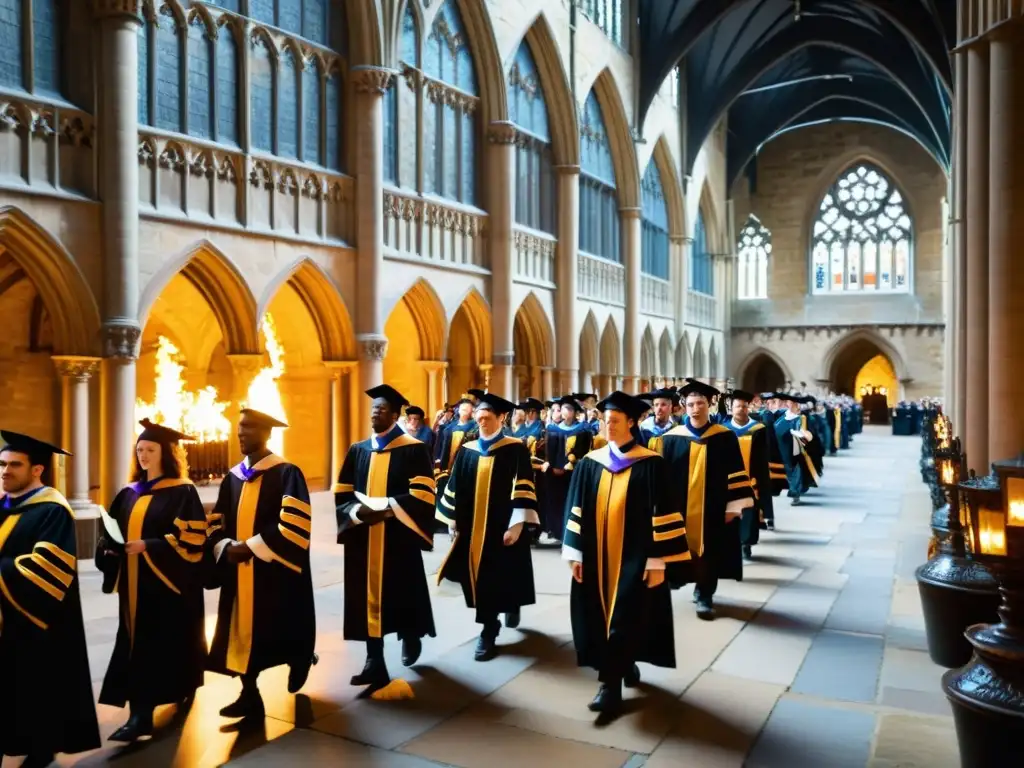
<box><xmin>226</xmin><ymin>354</ymin><xmax>265</xmax><ymax>378</ymax></box>
<box><xmin>357</xmin><ymin>334</ymin><xmax>389</xmax><ymax>362</ymax></box>
<box><xmin>101</xmin><ymin>322</ymin><xmax>141</xmax><ymax>360</ymax></box>
<box><xmin>492</xmin><ymin>352</ymin><xmax>515</xmax><ymax>367</ymax></box>
<box><xmin>92</xmin><ymin>0</ymin><xmax>142</xmax><ymax>20</ymax></box>
<box><xmin>554</xmin><ymin>164</ymin><xmax>580</xmax><ymax>176</ymax></box>
<box><xmin>487</xmin><ymin>121</ymin><xmax>518</xmax><ymax>145</ymax></box>
<box><xmin>513</xmin><ymin>230</ymin><xmax>555</xmax><ymax>256</ymax></box>
<box><xmin>52</xmin><ymin>356</ymin><xmax>101</xmax><ymax>381</ymax></box>
<box><xmin>733</xmin><ymin>322</ymin><xmax>945</xmax><ymax>342</ymax></box>
<box><xmin>351</xmin><ymin>66</ymin><xmax>394</xmax><ymax>95</ymax></box>
<box><xmin>619</xmin><ymin>206</ymin><xmax>642</xmax><ymax>220</ymax></box>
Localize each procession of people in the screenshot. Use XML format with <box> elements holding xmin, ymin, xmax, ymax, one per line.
<box><xmin>0</xmin><ymin>378</ymin><xmax>867</xmax><ymax>764</ymax></box>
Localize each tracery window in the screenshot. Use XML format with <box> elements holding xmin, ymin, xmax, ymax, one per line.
<box><xmin>385</xmin><ymin>2</ymin><xmax>418</xmax><ymax>185</ymax></box>
<box><xmin>235</xmin><ymin>0</ymin><xmax>331</xmax><ymax>46</ymax></box>
<box><xmin>641</xmin><ymin>161</ymin><xmax>669</xmax><ymax>280</ymax></box>
<box><xmin>811</xmin><ymin>163</ymin><xmax>912</xmax><ymax>293</ymax></box>
<box><xmin>690</xmin><ymin>209</ymin><xmax>713</xmax><ymax>295</ymax></box>
<box><xmin>578</xmin><ymin>0</ymin><xmax>625</xmax><ymax>48</ymax></box>
<box><xmin>0</xmin><ymin>0</ymin><xmax>63</xmax><ymax>98</ymax></box>
<box><xmin>508</xmin><ymin>42</ymin><xmax>554</xmax><ymax>234</ymax></box>
<box><xmin>579</xmin><ymin>91</ymin><xmax>619</xmax><ymax>262</ymax></box>
<box><xmin>737</xmin><ymin>214</ymin><xmax>770</xmax><ymax>300</ymax></box>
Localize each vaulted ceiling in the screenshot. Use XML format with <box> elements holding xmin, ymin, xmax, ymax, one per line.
<box><xmin>636</xmin><ymin>0</ymin><xmax>955</xmax><ymax>187</ymax></box>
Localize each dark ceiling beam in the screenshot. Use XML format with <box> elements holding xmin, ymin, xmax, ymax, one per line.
<box><xmin>857</xmin><ymin>0</ymin><xmax>953</xmax><ymax>91</ymax></box>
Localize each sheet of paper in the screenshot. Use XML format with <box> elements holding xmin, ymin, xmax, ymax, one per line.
<box><xmin>354</xmin><ymin>491</ymin><xmax>390</xmax><ymax>511</ymax></box>
<box><xmin>98</xmin><ymin>506</ymin><xmax>125</xmax><ymax>544</ymax></box>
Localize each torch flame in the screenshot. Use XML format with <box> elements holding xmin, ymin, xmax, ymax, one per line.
<box><xmin>244</xmin><ymin>315</ymin><xmax>288</xmax><ymax>455</ymax></box>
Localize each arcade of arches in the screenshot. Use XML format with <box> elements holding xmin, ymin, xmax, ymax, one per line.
<box><xmin>0</xmin><ymin>0</ymin><xmax>956</xmax><ymax>515</ymax></box>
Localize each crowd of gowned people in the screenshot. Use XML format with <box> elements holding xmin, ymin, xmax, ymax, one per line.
<box><xmin>0</xmin><ymin>379</ymin><xmax>863</xmax><ymax>765</ymax></box>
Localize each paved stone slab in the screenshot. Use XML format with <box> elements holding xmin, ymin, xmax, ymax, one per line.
<box><xmin>791</xmin><ymin>630</ymin><xmax>885</xmax><ymax>703</ymax></box>
<box><xmin>825</xmin><ymin>578</ymin><xmax>894</xmax><ymax>636</ymax></box>
<box><xmin>226</xmin><ymin>729</ymin><xmax>446</xmax><ymax>766</ymax></box>
<box><xmin>870</xmin><ymin>713</ymin><xmax>960</xmax><ymax>768</ymax></box>
<box><xmin>746</xmin><ymin>697</ymin><xmax>876</xmax><ymax>768</ymax></box>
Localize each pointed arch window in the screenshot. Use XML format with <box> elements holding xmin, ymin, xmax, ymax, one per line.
<box><xmin>811</xmin><ymin>162</ymin><xmax>912</xmax><ymax>293</ymax></box>
<box><xmin>385</xmin><ymin>2</ymin><xmax>418</xmax><ymax>185</ymax></box>
<box><xmin>578</xmin><ymin>0</ymin><xmax>625</xmax><ymax>49</ymax></box>
<box><xmin>641</xmin><ymin>161</ymin><xmax>669</xmax><ymax>280</ymax></box>
<box><xmin>187</xmin><ymin>14</ymin><xmax>214</xmax><ymax>139</ymax></box>
<box><xmin>509</xmin><ymin>42</ymin><xmax>554</xmax><ymax>234</ymax></box>
<box><xmin>737</xmin><ymin>214</ymin><xmax>770</xmax><ymax>300</ymax></box>
<box><xmin>690</xmin><ymin>209</ymin><xmax>713</xmax><ymax>295</ymax></box>
<box><xmin>241</xmin><ymin>0</ymin><xmax>330</xmax><ymax>45</ymax></box>
<box><xmin>0</xmin><ymin>0</ymin><xmax>65</xmax><ymax>98</ymax></box>
<box><xmin>579</xmin><ymin>91</ymin><xmax>619</xmax><ymax>262</ymax></box>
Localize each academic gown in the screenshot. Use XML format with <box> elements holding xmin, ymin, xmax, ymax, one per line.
<box><xmin>807</xmin><ymin>412</ymin><xmax>827</xmax><ymax>476</ymax></box>
<box><xmin>434</xmin><ymin>421</ymin><xmax>478</xmax><ymax>498</ymax></box>
<box><xmin>0</xmin><ymin>487</ymin><xmax>101</xmax><ymax>757</ymax></box>
<box><xmin>723</xmin><ymin>420</ymin><xmax>781</xmax><ymax>543</ymax></box>
<box><xmin>562</xmin><ymin>444</ymin><xmax>689</xmax><ymax>675</ymax></box>
<box><xmin>638</xmin><ymin>416</ymin><xmax>676</xmax><ymax>448</ymax></box>
<box><xmin>97</xmin><ymin>478</ymin><xmax>207</xmax><ymax>708</ymax></box>
<box><xmin>335</xmin><ymin>426</ymin><xmax>437</xmax><ymax>642</ymax></box>
<box><xmin>774</xmin><ymin>413</ymin><xmax>821</xmax><ymax>496</ymax></box>
<box><xmin>436</xmin><ymin>436</ymin><xmax>538</xmax><ymax>619</ymax></box>
<box><xmin>513</xmin><ymin>421</ymin><xmax>546</xmax><ymax>526</ymax></box>
<box><xmin>207</xmin><ymin>456</ymin><xmax>316</xmax><ymax>680</ymax></box>
<box><xmin>648</xmin><ymin>424</ymin><xmax>754</xmax><ymax>584</ymax></box>
<box><xmin>540</xmin><ymin>422</ymin><xmax>594</xmax><ymax>536</ymax></box>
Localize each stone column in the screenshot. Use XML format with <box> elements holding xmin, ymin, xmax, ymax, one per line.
<box><xmin>541</xmin><ymin>367</ymin><xmax>554</xmax><ymax>400</ymax></box>
<box><xmin>325</xmin><ymin>361</ymin><xmax>356</xmax><ymax>484</ymax></box>
<box><xmin>965</xmin><ymin>40</ymin><xmax>990</xmax><ymax>472</ymax></box>
<box><xmin>351</xmin><ymin>65</ymin><xmax>393</xmax><ymax>396</ymax></box>
<box><xmin>93</xmin><ymin>0</ymin><xmax>141</xmax><ymax>507</ymax></box>
<box><xmin>953</xmin><ymin>39</ymin><xmax>969</xmax><ymax>434</ymax></box>
<box><xmin>421</xmin><ymin>360</ymin><xmax>448</xmax><ymax>418</ymax></box>
<box><xmin>987</xmin><ymin>25</ymin><xmax>1024</xmax><ymax>461</ymax></box>
<box><xmin>555</xmin><ymin>165</ymin><xmax>580</xmax><ymax>395</ymax></box>
<box><xmin>52</xmin><ymin>357</ymin><xmax>101</xmax><ymax>511</ymax></box>
<box><xmin>478</xmin><ymin>364</ymin><xmax>493</xmax><ymax>391</ymax></box>
<box><xmin>621</xmin><ymin>207</ymin><xmax>642</xmax><ymax>394</ymax></box>
<box><xmin>488</xmin><ymin>121</ymin><xmax>517</xmax><ymax>397</ymax></box>
<box><xmin>226</xmin><ymin>354</ymin><xmax>264</xmax><ymax>465</ymax></box>
<box><xmin>671</xmin><ymin>235</ymin><xmax>687</xmax><ymax>336</ymax></box>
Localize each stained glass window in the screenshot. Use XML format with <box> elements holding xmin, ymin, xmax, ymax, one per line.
<box><xmin>690</xmin><ymin>209</ymin><xmax>713</xmax><ymax>294</ymax></box>
<box><xmin>137</xmin><ymin>19</ymin><xmax>151</xmax><ymax>125</ymax></box>
<box><xmin>302</xmin><ymin>59</ymin><xmax>321</xmax><ymax>164</ymax></box>
<box><xmin>641</xmin><ymin>161</ymin><xmax>669</xmax><ymax>280</ymax></box>
<box><xmin>278</xmin><ymin>47</ymin><xmax>299</xmax><ymax>158</ymax></box>
<box><xmin>216</xmin><ymin>21</ymin><xmax>238</xmax><ymax>144</ymax></box>
<box><xmin>811</xmin><ymin>163</ymin><xmax>912</xmax><ymax>293</ymax></box>
<box><xmin>250</xmin><ymin>35</ymin><xmax>274</xmax><ymax>152</ymax></box>
<box><xmin>383</xmin><ymin>80</ymin><xmax>397</xmax><ymax>182</ymax></box>
<box><xmin>0</xmin><ymin>0</ymin><xmax>22</xmax><ymax>91</ymax></box>
<box><xmin>325</xmin><ymin>70</ymin><xmax>341</xmax><ymax>170</ymax></box>
<box><xmin>250</xmin><ymin>0</ymin><xmax>275</xmax><ymax>26</ymax></box>
<box><xmin>187</xmin><ymin>16</ymin><xmax>213</xmax><ymax>139</ymax></box>
<box><xmin>509</xmin><ymin>42</ymin><xmax>554</xmax><ymax>234</ymax></box>
<box><xmin>33</xmin><ymin>0</ymin><xmax>60</xmax><ymax>95</ymax></box>
<box><xmin>155</xmin><ymin>8</ymin><xmax>183</xmax><ymax>132</ymax></box>
<box><xmin>578</xmin><ymin>0</ymin><xmax>625</xmax><ymax>48</ymax></box>
<box><xmin>737</xmin><ymin>214</ymin><xmax>771</xmax><ymax>299</ymax></box>
<box><xmin>579</xmin><ymin>91</ymin><xmax>619</xmax><ymax>261</ymax></box>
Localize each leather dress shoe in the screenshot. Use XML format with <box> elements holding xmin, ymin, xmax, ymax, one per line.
<box><xmin>288</xmin><ymin>652</ymin><xmax>319</xmax><ymax>693</ymax></box>
<box><xmin>219</xmin><ymin>686</ymin><xmax>264</xmax><ymax>719</ymax></box>
<box><xmin>350</xmin><ymin>657</ymin><xmax>388</xmax><ymax>687</ymax></box>
<box><xmin>504</xmin><ymin>610</ymin><xmax>521</xmax><ymax>629</ymax></box>
<box><xmin>474</xmin><ymin>633</ymin><xmax>497</xmax><ymax>662</ymax></box>
<box><xmin>623</xmin><ymin>663</ymin><xmax>641</xmax><ymax>688</ymax></box>
<box><xmin>108</xmin><ymin>712</ymin><xmax>154</xmax><ymax>743</ymax></box>
<box><xmin>587</xmin><ymin>682</ymin><xmax>622</xmax><ymax>714</ymax></box>
<box><xmin>402</xmin><ymin>637</ymin><xmax>422</xmax><ymax>667</ymax></box>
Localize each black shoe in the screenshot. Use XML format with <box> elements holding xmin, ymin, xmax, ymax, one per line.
<box><xmin>791</xmin><ymin>497</ymin><xmax>801</xmax><ymax>506</ymax></box>
<box><xmin>588</xmin><ymin>682</ymin><xmax>622</xmax><ymax>714</ymax></box>
<box><xmin>766</xmin><ymin>520</ymin><xmax>776</xmax><ymax>531</ymax></box>
<box><xmin>623</xmin><ymin>663</ymin><xmax>641</xmax><ymax>688</ymax></box>
<box><xmin>350</xmin><ymin>657</ymin><xmax>388</xmax><ymax>687</ymax></box>
<box><xmin>22</xmin><ymin>753</ymin><xmax>55</xmax><ymax>768</ymax></box>
<box><xmin>402</xmin><ymin>637</ymin><xmax>422</xmax><ymax>667</ymax></box>
<box><xmin>742</xmin><ymin>545</ymin><xmax>753</xmax><ymax>561</ymax></box>
<box><xmin>696</xmin><ymin>598</ymin><xmax>715</xmax><ymax>621</ymax></box>
<box><xmin>108</xmin><ymin>711</ymin><xmax>154</xmax><ymax>743</ymax></box>
<box><xmin>504</xmin><ymin>610</ymin><xmax>521</xmax><ymax>629</ymax></box>
<box><xmin>288</xmin><ymin>652</ymin><xmax>318</xmax><ymax>694</ymax></box>
<box><xmin>219</xmin><ymin>686</ymin><xmax>264</xmax><ymax>719</ymax></box>
<box><xmin>475</xmin><ymin>633</ymin><xmax>497</xmax><ymax>662</ymax></box>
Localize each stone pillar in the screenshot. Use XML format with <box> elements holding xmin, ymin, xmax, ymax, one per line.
<box><xmin>621</xmin><ymin>207</ymin><xmax>642</xmax><ymax>394</ymax></box>
<box><xmin>421</xmin><ymin>360</ymin><xmax>447</xmax><ymax>418</ymax></box>
<box><xmin>965</xmin><ymin>41</ymin><xmax>990</xmax><ymax>472</ymax></box>
<box><xmin>488</xmin><ymin>121</ymin><xmax>517</xmax><ymax>397</ymax></box>
<box><xmin>52</xmin><ymin>357</ymin><xmax>101</xmax><ymax>511</ymax></box>
<box><xmin>987</xmin><ymin>26</ymin><xmax>1024</xmax><ymax>461</ymax></box>
<box><xmin>541</xmin><ymin>367</ymin><xmax>554</xmax><ymax>400</ymax></box>
<box><xmin>351</xmin><ymin>65</ymin><xmax>392</xmax><ymax>396</ymax></box>
<box><xmin>478</xmin><ymin>364</ymin><xmax>493</xmax><ymax>391</ymax></box>
<box><xmin>93</xmin><ymin>0</ymin><xmax>141</xmax><ymax>507</ymax></box>
<box><xmin>325</xmin><ymin>361</ymin><xmax>356</xmax><ymax>484</ymax></box>
<box><xmin>555</xmin><ymin>165</ymin><xmax>580</xmax><ymax>395</ymax></box>
<box><xmin>671</xmin><ymin>235</ymin><xmax>688</xmax><ymax>338</ymax></box>
<box><xmin>226</xmin><ymin>354</ymin><xmax>264</xmax><ymax>465</ymax></box>
<box><xmin>953</xmin><ymin>40</ymin><xmax>968</xmax><ymax>434</ymax></box>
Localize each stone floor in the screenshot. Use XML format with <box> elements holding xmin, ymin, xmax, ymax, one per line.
<box><xmin>24</xmin><ymin>426</ymin><xmax>963</xmax><ymax>768</ymax></box>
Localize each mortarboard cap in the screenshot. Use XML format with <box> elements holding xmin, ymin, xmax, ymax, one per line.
<box><xmin>728</xmin><ymin>389</ymin><xmax>757</xmax><ymax>403</ymax></box>
<box><xmin>572</xmin><ymin>392</ymin><xmax>598</xmax><ymax>402</ymax></box>
<box><xmin>543</xmin><ymin>400</ymin><xmax>555</xmax><ymax>408</ymax></box>
<box><xmin>137</xmin><ymin>419</ymin><xmax>195</xmax><ymax>444</ymax></box>
<box><xmin>555</xmin><ymin>395</ymin><xmax>582</xmax><ymax>409</ymax></box>
<box><xmin>365</xmin><ymin>385</ymin><xmax>410</xmax><ymax>411</ymax></box>
<box><xmin>466</xmin><ymin>388</ymin><xmax>487</xmax><ymax>400</ymax></box>
<box><xmin>475</xmin><ymin>392</ymin><xmax>516</xmax><ymax>416</ymax></box>
<box><xmin>773</xmin><ymin>392</ymin><xmax>795</xmax><ymax>402</ymax></box>
<box><xmin>239</xmin><ymin>408</ymin><xmax>289</xmax><ymax>428</ymax></box>
<box><xmin>0</xmin><ymin>430</ymin><xmax>72</xmax><ymax>467</ymax></box>
<box><xmin>647</xmin><ymin>387</ymin><xmax>680</xmax><ymax>404</ymax></box>
<box><xmin>405</xmin><ymin>405</ymin><xmax>425</xmax><ymax>418</ymax></box>
<box><xmin>521</xmin><ymin>397</ymin><xmax>544</xmax><ymax>412</ymax></box>
<box><xmin>680</xmin><ymin>378</ymin><xmax>720</xmax><ymax>400</ymax></box>
<box><xmin>637</xmin><ymin>391</ymin><xmax>656</xmax><ymax>402</ymax></box>
<box><xmin>597</xmin><ymin>391</ymin><xmax>649</xmax><ymax>422</ymax></box>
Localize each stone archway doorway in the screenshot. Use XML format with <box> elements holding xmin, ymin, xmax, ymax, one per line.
<box><xmin>741</xmin><ymin>353</ymin><xmax>786</xmax><ymax>393</ymax></box>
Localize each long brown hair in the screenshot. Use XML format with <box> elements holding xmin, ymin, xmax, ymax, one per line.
<box><xmin>131</xmin><ymin>439</ymin><xmax>190</xmax><ymax>483</ymax></box>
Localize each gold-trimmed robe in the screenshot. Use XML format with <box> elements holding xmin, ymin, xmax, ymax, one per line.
<box><xmin>335</xmin><ymin>428</ymin><xmax>437</xmax><ymax>642</ymax></box>
<box><xmin>0</xmin><ymin>487</ymin><xmax>101</xmax><ymax>756</ymax></box>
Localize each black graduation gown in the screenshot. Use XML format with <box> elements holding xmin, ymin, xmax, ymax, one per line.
<box><xmin>434</xmin><ymin>420</ymin><xmax>478</xmax><ymax>496</ymax></box>
<box><xmin>723</xmin><ymin>421</ymin><xmax>778</xmax><ymax>545</ymax></box>
<box><xmin>540</xmin><ymin>422</ymin><xmax>594</xmax><ymax>536</ymax></box>
<box><xmin>774</xmin><ymin>413</ymin><xmax>821</xmax><ymax>496</ymax></box>
<box><xmin>207</xmin><ymin>456</ymin><xmax>316</xmax><ymax>679</ymax></box>
<box><xmin>335</xmin><ymin>430</ymin><xmax>437</xmax><ymax>641</ymax></box>
<box><xmin>0</xmin><ymin>488</ymin><xmax>101</xmax><ymax>756</ymax></box>
<box><xmin>562</xmin><ymin>445</ymin><xmax>688</xmax><ymax>674</ymax></box>
<box><xmin>436</xmin><ymin>436</ymin><xmax>537</xmax><ymax>619</ymax></box>
<box><xmin>649</xmin><ymin>424</ymin><xmax>754</xmax><ymax>583</ymax></box>
<box><xmin>97</xmin><ymin>478</ymin><xmax>207</xmax><ymax>708</ymax></box>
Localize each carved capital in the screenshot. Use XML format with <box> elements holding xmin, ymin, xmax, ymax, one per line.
<box><xmin>357</xmin><ymin>334</ymin><xmax>389</xmax><ymax>362</ymax></box>
<box><xmin>52</xmin><ymin>356</ymin><xmax>101</xmax><ymax>381</ymax></box>
<box><xmin>101</xmin><ymin>322</ymin><xmax>141</xmax><ymax>360</ymax></box>
<box><xmin>419</xmin><ymin>359</ymin><xmax>448</xmax><ymax>374</ymax></box>
<box><xmin>351</xmin><ymin>66</ymin><xmax>394</xmax><ymax>95</ymax></box>
<box><xmin>487</xmin><ymin>121</ymin><xmax>518</xmax><ymax>145</ymax></box>
<box><xmin>92</xmin><ymin>0</ymin><xmax>142</xmax><ymax>21</ymax></box>
<box><xmin>227</xmin><ymin>354</ymin><xmax>265</xmax><ymax>376</ymax></box>
<box><xmin>555</xmin><ymin>164</ymin><xmax>580</xmax><ymax>176</ymax></box>
<box><xmin>619</xmin><ymin>206</ymin><xmax>642</xmax><ymax>220</ymax></box>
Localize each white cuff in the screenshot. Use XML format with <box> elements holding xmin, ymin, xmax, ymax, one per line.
<box><xmin>214</xmin><ymin>538</ymin><xmax>234</xmax><ymax>562</ymax></box>
<box><xmin>347</xmin><ymin>503</ymin><xmax>363</xmax><ymax>525</ymax></box>
<box><xmin>645</xmin><ymin>557</ymin><xmax>666</xmax><ymax>571</ymax></box>
<box><xmin>561</xmin><ymin>545</ymin><xmax>583</xmax><ymax>562</ymax></box>
<box><xmin>508</xmin><ymin>508</ymin><xmax>540</xmax><ymax>528</ymax></box>
<box><xmin>246</xmin><ymin>535</ymin><xmax>274</xmax><ymax>563</ymax></box>
<box><xmin>725</xmin><ymin>498</ymin><xmax>753</xmax><ymax>518</ymax></box>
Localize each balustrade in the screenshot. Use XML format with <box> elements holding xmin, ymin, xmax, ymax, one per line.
<box><xmin>512</xmin><ymin>226</ymin><xmax>556</xmax><ymax>285</ymax></box>
<box><xmin>686</xmin><ymin>290</ymin><xmax>718</xmax><ymax>328</ymax></box>
<box><xmin>578</xmin><ymin>251</ymin><xmax>625</xmax><ymax>306</ymax></box>
<box><xmin>383</xmin><ymin>189</ymin><xmax>489</xmax><ymax>270</ymax></box>
<box><xmin>641</xmin><ymin>274</ymin><xmax>671</xmax><ymax>317</ymax></box>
